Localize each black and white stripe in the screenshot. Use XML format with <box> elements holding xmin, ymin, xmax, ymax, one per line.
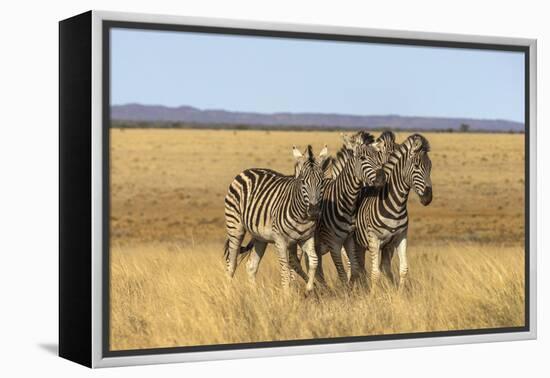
<box><xmin>291</xmin><ymin>132</ymin><xmax>388</xmax><ymax>286</ymax></box>
<box><xmin>353</xmin><ymin>133</ymin><xmax>433</xmax><ymax>290</ymax></box>
<box><xmin>223</xmin><ymin>145</ymin><xmax>328</xmax><ymax>292</ymax></box>
<box><xmin>313</xmin><ymin>134</ymin><xmax>387</xmax><ymax>285</ymax></box>
<box><xmin>326</xmin><ymin>132</ymin><xmax>369</xmax><ymax>179</ymax></box>
<box><xmin>340</xmin><ymin>131</ymin><xmax>398</xmax><ymax>278</ymax></box>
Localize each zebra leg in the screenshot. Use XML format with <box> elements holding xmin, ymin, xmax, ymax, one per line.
<box><xmin>367</xmin><ymin>232</ymin><xmax>382</xmax><ymax>290</ymax></box>
<box><xmin>274</xmin><ymin>239</ymin><xmax>291</xmax><ymax>290</ymax></box>
<box><xmin>315</xmin><ymin>252</ymin><xmax>327</xmax><ymax>287</ymax></box>
<box><xmin>296</xmin><ymin>244</ymin><xmax>304</xmax><ymax>262</ymax></box>
<box><xmin>300</xmin><ymin>237</ymin><xmax>318</xmax><ymax>293</ymax></box>
<box><xmin>224</xmin><ymin>227</ymin><xmax>245</xmax><ymax>279</ymax></box>
<box><xmin>396</xmin><ymin>234</ymin><xmax>409</xmax><ymax>292</ymax></box>
<box><xmin>289</xmin><ymin>244</ymin><xmax>309</xmax><ymax>283</ymax></box>
<box><xmin>303</xmin><ymin>251</ymin><xmax>327</xmax><ymax>287</ymax></box>
<box><xmin>355</xmin><ymin>244</ymin><xmax>367</xmax><ymax>276</ymax></box>
<box><xmin>342</xmin><ymin>248</ymin><xmax>351</xmax><ymax>281</ymax></box>
<box><xmin>246</xmin><ymin>240</ymin><xmax>267</xmax><ymax>284</ymax></box>
<box><xmin>328</xmin><ymin>241</ymin><xmax>348</xmax><ymax>285</ymax></box>
<box><xmin>380</xmin><ymin>244</ymin><xmax>395</xmax><ymax>285</ymax></box>
<box><xmin>344</xmin><ymin>235</ymin><xmax>362</xmax><ymax>285</ymax></box>
<box><xmin>289</xmin><ymin>245</ymin><xmax>297</xmax><ymax>282</ymax></box>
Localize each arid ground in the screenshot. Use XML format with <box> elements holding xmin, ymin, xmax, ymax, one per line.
<box><xmin>109</xmin><ymin>129</ymin><xmax>525</xmax><ymax>351</ymax></box>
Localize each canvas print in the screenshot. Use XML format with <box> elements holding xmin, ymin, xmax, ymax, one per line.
<box><xmin>107</xmin><ymin>26</ymin><xmax>526</xmax><ymax>352</ymax></box>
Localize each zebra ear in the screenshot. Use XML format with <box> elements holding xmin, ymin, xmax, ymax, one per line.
<box><xmin>319</xmin><ymin>144</ymin><xmax>330</xmax><ymax>169</ymax></box>
<box><xmin>292</xmin><ymin>145</ymin><xmax>303</xmax><ymax>161</ymax></box>
<box><xmin>372</xmin><ymin>140</ymin><xmax>383</xmax><ymax>152</ymax></box>
<box><xmin>410</xmin><ymin>136</ymin><xmax>424</xmax><ymax>155</ymax></box>
<box><xmin>319</xmin><ymin>144</ymin><xmax>328</xmax><ymax>159</ymax></box>
<box><xmin>293</xmin><ymin>146</ymin><xmax>306</xmax><ymax>177</ymax></box>
<box><xmin>341</xmin><ymin>133</ymin><xmax>354</xmax><ymax>150</ymax></box>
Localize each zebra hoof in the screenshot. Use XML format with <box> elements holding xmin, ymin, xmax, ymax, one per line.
<box><xmin>314</xmin><ymin>282</ymin><xmax>328</xmax><ymax>292</ymax></box>
<box><xmin>397</xmin><ymin>283</ymin><xmax>409</xmax><ymax>294</ymax></box>
<box><xmin>303</xmin><ymin>289</ymin><xmax>318</xmax><ymax>300</ymax></box>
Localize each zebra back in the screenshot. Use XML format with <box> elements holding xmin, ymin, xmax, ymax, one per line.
<box><xmin>224</xmin><ymin>145</ymin><xmax>328</xmax><ymax>245</ymax></box>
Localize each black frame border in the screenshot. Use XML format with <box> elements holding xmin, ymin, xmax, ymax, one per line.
<box><xmin>101</xmin><ymin>20</ymin><xmax>531</xmax><ymax>358</ymax></box>
<box><xmin>59</xmin><ymin>11</ymin><xmax>93</xmax><ymax>367</ymax></box>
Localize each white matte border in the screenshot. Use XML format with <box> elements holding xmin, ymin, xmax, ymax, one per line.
<box><xmin>90</xmin><ymin>10</ymin><xmax>537</xmax><ymax>368</ymax></box>
<box><xmin>91</xmin><ymin>10</ymin><xmax>104</xmax><ymax>368</ymax></box>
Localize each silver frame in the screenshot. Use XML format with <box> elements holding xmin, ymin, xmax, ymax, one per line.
<box><xmin>90</xmin><ymin>10</ymin><xmax>537</xmax><ymax>368</ymax></box>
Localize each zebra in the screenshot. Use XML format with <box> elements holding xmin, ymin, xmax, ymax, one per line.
<box><xmin>235</xmin><ymin>133</ymin><xmax>387</xmax><ymax>289</ymax></box>
<box><xmin>223</xmin><ymin>145</ymin><xmax>329</xmax><ymax>292</ymax></box>
<box><xmin>314</xmin><ymin>133</ymin><xmax>387</xmax><ymax>285</ymax></box>
<box><xmin>341</xmin><ymin>131</ymin><xmax>398</xmax><ymax>277</ymax></box>
<box><xmin>291</xmin><ymin>132</ymin><xmax>387</xmax><ymax>286</ymax></box>
<box><xmin>353</xmin><ymin>133</ymin><xmax>433</xmax><ymax>291</ymax></box>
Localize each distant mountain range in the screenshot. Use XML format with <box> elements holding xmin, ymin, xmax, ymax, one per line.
<box><xmin>111</xmin><ymin>104</ymin><xmax>524</xmax><ymax>132</ymax></box>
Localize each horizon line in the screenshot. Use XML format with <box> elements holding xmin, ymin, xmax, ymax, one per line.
<box><xmin>111</xmin><ymin>102</ymin><xmax>525</xmax><ymax>125</ymax></box>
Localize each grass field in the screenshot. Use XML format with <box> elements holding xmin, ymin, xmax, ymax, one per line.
<box><xmin>109</xmin><ymin>129</ymin><xmax>526</xmax><ymax>351</ymax></box>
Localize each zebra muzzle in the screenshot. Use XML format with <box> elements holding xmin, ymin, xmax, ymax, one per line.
<box><xmin>307</xmin><ymin>203</ymin><xmax>321</xmax><ymax>219</ymax></box>
<box><xmin>420</xmin><ymin>186</ymin><xmax>432</xmax><ymax>206</ymax></box>
<box><xmin>374</xmin><ymin>169</ymin><xmax>386</xmax><ymax>187</ymax></box>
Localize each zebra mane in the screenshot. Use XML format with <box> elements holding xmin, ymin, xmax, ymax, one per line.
<box><xmin>358</xmin><ymin>131</ymin><xmax>375</xmax><ymax>145</ymax></box>
<box><xmin>306</xmin><ymin>145</ymin><xmax>315</xmax><ymax>163</ymax></box>
<box><xmin>384</xmin><ymin>136</ymin><xmax>414</xmax><ymax>172</ymax></box>
<box><xmin>378</xmin><ymin>130</ymin><xmax>396</xmax><ymax>143</ymax></box>
<box><xmin>327</xmin><ymin>131</ymin><xmax>377</xmax><ymax>179</ymax></box>
<box><xmin>337</xmin><ymin>145</ymin><xmax>352</xmax><ymax>159</ymax></box>
<box><xmin>410</xmin><ymin>133</ymin><xmax>431</xmax><ymax>152</ymax></box>
<box><xmin>343</xmin><ymin>131</ymin><xmax>375</xmax><ymax>151</ymax></box>
<box><xmin>385</xmin><ymin>134</ymin><xmax>430</xmax><ymax>167</ymax></box>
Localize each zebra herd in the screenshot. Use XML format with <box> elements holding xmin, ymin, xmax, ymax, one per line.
<box><xmin>223</xmin><ymin>131</ymin><xmax>433</xmax><ymax>294</ymax></box>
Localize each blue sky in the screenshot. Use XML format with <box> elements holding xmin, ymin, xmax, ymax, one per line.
<box><xmin>111</xmin><ymin>28</ymin><xmax>525</xmax><ymax>123</ymax></box>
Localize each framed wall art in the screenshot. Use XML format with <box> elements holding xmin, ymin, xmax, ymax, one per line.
<box><xmin>59</xmin><ymin>10</ymin><xmax>537</xmax><ymax>368</ymax></box>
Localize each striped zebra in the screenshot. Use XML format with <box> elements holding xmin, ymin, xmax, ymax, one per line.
<box><xmin>223</xmin><ymin>145</ymin><xmax>328</xmax><ymax>292</ymax></box>
<box><xmin>342</xmin><ymin>131</ymin><xmax>398</xmax><ymax>277</ymax></box>
<box><xmin>353</xmin><ymin>133</ymin><xmax>433</xmax><ymax>290</ymax></box>
<box><xmin>315</xmin><ymin>133</ymin><xmax>387</xmax><ymax>284</ymax></box>
<box><xmin>293</xmin><ymin>132</ymin><xmax>387</xmax><ymax>285</ymax></box>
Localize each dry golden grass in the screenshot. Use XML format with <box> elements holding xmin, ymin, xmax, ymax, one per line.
<box><xmin>109</xmin><ymin>128</ymin><xmax>526</xmax><ymax>351</ymax></box>
<box><xmin>110</xmin><ymin>241</ymin><xmax>524</xmax><ymax>350</ymax></box>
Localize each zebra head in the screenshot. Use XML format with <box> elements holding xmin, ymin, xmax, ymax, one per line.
<box><xmin>406</xmin><ymin>134</ymin><xmax>433</xmax><ymax>206</ymax></box>
<box><xmin>375</xmin><ymin>131</ymin><xmax>397</xmax><ymax>164</ymax></box>
<box><xmin>342</xmin><ymin>132</ymin><xmax>386</xmax><ymax>188</ymax></box>
<box><xmin>341</xmin><ymin>131</ymin><xmax>367</xmax><ymax>152</ymax></box>
<box><xmin>293</xmin><ymin>145</ymin><xmax>329</xmax><ymax>219</ymax></box>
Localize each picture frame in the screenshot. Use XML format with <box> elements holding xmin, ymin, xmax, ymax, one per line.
<box><xmin>59</xmin><ymin>10</ymin><xmax>537</xmax><ymax>368</ymax></box>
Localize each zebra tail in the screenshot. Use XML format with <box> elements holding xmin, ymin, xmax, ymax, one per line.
<box><xmin>223</xmin><ymin>239</ymin><xmax>230</xmax><ymax>261</ymax></box>
<box><xmin>240</xmin><ymin>239</ymin><xmax>255</xmax><ymax>254</ymax></box>
<box><xmin>237</xmin><ymin>239</ymin><xmax>255</xmax><ymax>266</ymax></box>
<box><xmin>223</xmin><ymin>238</ymin><xmax>255</xmax><ymax>263</ymax></box>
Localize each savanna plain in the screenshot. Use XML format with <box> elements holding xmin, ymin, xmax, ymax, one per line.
<box><xmin>109</xmin><ymin>129</ymin><xmax>525</xmax><ymax>351</ymax></box>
